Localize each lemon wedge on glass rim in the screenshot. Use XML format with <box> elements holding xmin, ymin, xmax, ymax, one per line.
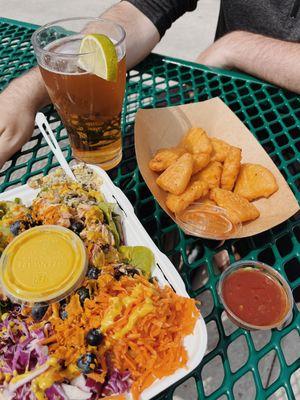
<box><xmin>79</xmin><ymin>33</ymin><xmax>118</xmax><ymax>81</ymax></box>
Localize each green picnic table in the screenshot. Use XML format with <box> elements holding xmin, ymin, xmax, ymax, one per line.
<box><xmin>0</xmin><ymin>17</ymin><xmax>299</xmax><ymax>400</ymax></box>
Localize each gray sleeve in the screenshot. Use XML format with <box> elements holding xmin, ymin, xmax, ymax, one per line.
<box><xmin>124</xmin><ymin>0</ymin><xmax>199</xmax><ymax>37</ymax></box>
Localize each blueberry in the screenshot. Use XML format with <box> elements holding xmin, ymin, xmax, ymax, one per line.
<box><xmin>113</xmin><ymin>266</ymin><xmax>139</xmax><ymax>280</ymax></box>
<box><xmin>25</xmin><ymin>214</ymin><xmax>36</xmax><ymax>227</ymax></box>
<box><xmin>127</xmin><ymin>268</ymin><xmax>139</xmax><ymax>277</ymax></box>
<box><xmin>31</xmin><ymin>303</ymin><xmax>48</xmax><ymax>322</ymax></box>
<box><xmin>77</xmin><ymin>353</ymin><xmax>97</xmax><ymax>374</ymax></box>
<box><xmin>70</xmin><ymin>220</ymin><xmax>84</xmax><ymax>235</ymax></box>
<box><xmin>101</xmin><ymin>243</ymin><xmax>110</xmax><ymax>254</ymax></box>
<box><xmin>86</xmin><ymin>328</ymin><xmax>104</xmax><ymax>346</ymax></box>
<box><xmin>59</xmin><ymin>301</ymin><xmax>68</xmax><ymax>320</ymax></box>
<box><xmin>76</xmin><ymin>287</ymin><xmax>90</xmax><ymax>306</ymax></box>
<box><xmin>10</xmin><ymin>221</ymin><xmax>23</xmax><ymax>236</ymax></box>
<box><xmin>0</xmin><ymin>299</ymin><xmax>13</xmax><ymax>313</ymax></box>
<box><xmin>113</xmin><ymin>270</ymin><xmax>124</xmax><ymax>281</ymax></box>
<box><xmin>10</xmin><ymin>219</ymin><xmax>32</xmax><ymax>236</ymax></box>
<box><xmin>87</xmin><ymin>266</ymin><xmax>100</xmax><ymax>280</ymax></box>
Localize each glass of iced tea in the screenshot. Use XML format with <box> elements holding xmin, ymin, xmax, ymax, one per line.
<box><xmin>32</xmin><ymin>18</ymin><xmax>126</xmax><ymax>170</ymax></box>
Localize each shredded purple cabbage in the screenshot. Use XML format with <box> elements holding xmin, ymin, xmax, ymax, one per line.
<box><xmin>86</xmin><ymin>377</ymin><xmax>103</xmax><ymax>399</ymax></box>
<box><xmin>56</xmin><ymin>370</ymin><xmax>131</xmax><ymax>400</ymax></box>
<box><xmin>45</xmin><ymin>383</ymin><xmax>67</xmax><ymax>400</ymax></box>
<box><xmin>0</xmin><ymin>312</ymin><xmax>131</xmax><ymax>399</ymax></box>
<box><xmin>102</xmin><ymin>370</ymin><xmax>131</xmax><ymax>397</ymax></box>
<box><xmin>14</xmin><ymin>383</ymin><xmax>36</xmax><ymax>400</ymax></box>
<box><xmin>0</xmin><ymin>311</ymin><xmax>49</xmax><ymax>399</ymax></box>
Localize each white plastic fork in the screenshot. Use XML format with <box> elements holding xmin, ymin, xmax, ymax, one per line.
<box><xmin>35</xmin><ymin>112</ymin><xmax>77</xmax><ymax>181</ymax></box>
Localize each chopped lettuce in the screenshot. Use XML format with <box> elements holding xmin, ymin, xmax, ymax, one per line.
<box><xmin>97</xmin><ymin>202</ymin><xmax>121</xmax><ymax>247</ymax></box>
<box><xmin>119</xmin><ymin>246</ymin><xmax>154</xmax><ymax>275</ymax></box>
<box><xmin>112</xmin><ymin>213</ymin><xmax>124</xmax><ymax>245</ymax></box>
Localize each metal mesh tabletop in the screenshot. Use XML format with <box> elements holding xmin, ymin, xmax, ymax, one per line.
<box><xmin>0</xmin><ymin>17</ymin><xmax>299</xmax><ymax>400</ymax></box>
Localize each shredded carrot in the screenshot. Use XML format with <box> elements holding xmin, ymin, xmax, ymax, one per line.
<box><xmin>33</xmin><ymin>272</ymin><xmax>199</xmax><ymax>399</ymax></box>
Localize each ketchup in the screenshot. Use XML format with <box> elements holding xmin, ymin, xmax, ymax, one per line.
<box><xmin>222</xmin><ymin>268</ymin><xmax>289</xmax><ymax>327</ymax></box>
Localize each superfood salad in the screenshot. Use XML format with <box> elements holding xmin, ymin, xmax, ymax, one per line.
<box><xmin>0</xmin><ymin>165</ymin><xmax>199</xmax><ymax>400</ymax></box>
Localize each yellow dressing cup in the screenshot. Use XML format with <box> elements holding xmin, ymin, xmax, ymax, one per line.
<box><xmin>0</xmin><ymin>225</ymin><xmax>87</xmax><ymax>305</ymax></box>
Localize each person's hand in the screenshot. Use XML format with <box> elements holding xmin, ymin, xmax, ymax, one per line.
<box><xmin>0</xmin><ymin>68</ymin><xmax>50</xmax><ymax>169</ymax></box>
<box><xmin>0</xmin><ymin>86</ymin><xmax>36</xmax><ymax>168</ymax></box>
<box><xmin>195</xmin><ymin>31</ymin><xmax>241</xmax><ymax>69</ymax></box>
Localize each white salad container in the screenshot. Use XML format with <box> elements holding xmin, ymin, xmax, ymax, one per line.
<box><xmin>0</xmin><ymin>165</ymin><xmax>207</xmax><ymax>400</ymax></box>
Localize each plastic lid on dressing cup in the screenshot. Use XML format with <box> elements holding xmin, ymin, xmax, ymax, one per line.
<box><xmin>0</xmin><ymin>225</ymin><xmax>88</xmax><ymax>306</ymax></box>
<box><xmin>175</xmin><ymin>202</ymin><xmax>241</xmax><ymax>240</ymax></box>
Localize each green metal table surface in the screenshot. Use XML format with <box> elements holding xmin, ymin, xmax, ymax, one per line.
<box><xmin>0</xmin><ymin>17</ymin><xmax>299</xmax><ymax>400</ymax></box>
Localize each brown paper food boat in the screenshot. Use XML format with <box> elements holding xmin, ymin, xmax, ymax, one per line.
<box><xmin>134</xmin><ymin>97</ymin><xmax>299</xmax><ymax>239</ymax></box>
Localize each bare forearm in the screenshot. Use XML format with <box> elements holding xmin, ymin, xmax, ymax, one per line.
<box><xmin>228</xmin><ymin>31</ymin><xmax>300</xmax><ymax>93</ymax></box>
<box><xmin>197</xmin><ymin>31</ymin><xmax>300</xmax><ymax>93</ymax></box>
<box><xmin>3</xmin><ymin>1</ymin><xmax>159</xmax><ymax>109</ymax></box>
<box><xmin>0</xmin><ymin>1</ymin><xmax>159</xmax><ymax>168</ymax></box>
<box><xmin>0</xmin><ymin>67</ymin><xmax>47</xmax><ymax>166</ymax></box>
<box><xmin>102</xmin><ymin>1</ymin><xmax>160</xmax><ymax>70</ymax></box>
<box><xmin>6</xmin><ymin>67</ymin><xmax>50</xmax><ymax>110</ymax></box>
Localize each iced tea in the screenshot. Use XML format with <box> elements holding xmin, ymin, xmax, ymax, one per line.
<box><xmin>32</xmin><ymin>18</ymin><xmax>126</xmax><ymax>170</ymax></box>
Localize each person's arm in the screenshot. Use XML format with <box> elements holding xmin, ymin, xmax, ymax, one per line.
<box><xmin>196</xmin><ymin>30</ymin><xmax>300</xmax><ymax>93</ymax></box>
<box><xmin>0</xmin><ymin>1</ymin><xmax>161</xmax><ymax>168</ymax></box>
<box><xmin>0</xmin><ymin>0</ymin><xmax>161</xmax><ymax>167</ymax></box>
<box><xmin>0</xmin><ymin>68</ymin><xmax>50</xmax><ymax>167</ymax></box>
<box><xmin>0</xmin><ymin>0</ymin><xmax>199</xmax><ymax>168</ymax></box>
<box><xmin>104</xmin><ymin>1</ymin><xmax>160</xmax><ymax>70</ymax></box>
<box><xmin>0</xmin><ymin>1</ymin><xmax>161</xmax><ymax>169</ymax></box>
